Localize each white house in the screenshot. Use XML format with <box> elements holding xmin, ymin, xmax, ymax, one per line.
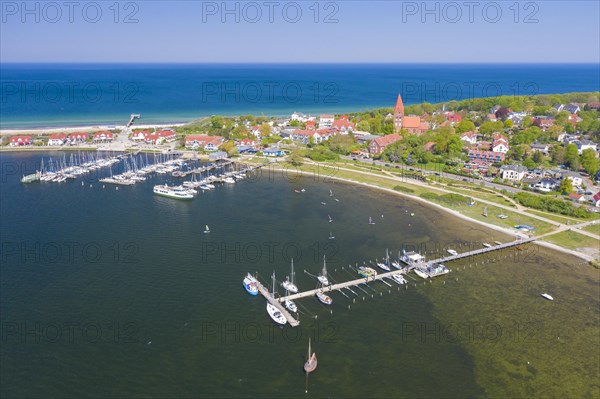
<box><xmin>492</xmin><ymin>135</ymin><xmax>510</xmax><ymax>153</ymax></box>
<box><xmin>532</xmin><ymin>177</ymin><xmax>559</xmax><ymax>192</ymax></box>
<box><xmin>500</xmin><ymin>164</ymin><xmax>527</xmax><ymax>181</ymax></box>
<box><xmin>319</xmin><ymin>114</ymin><xmax>334</xmax><ymax>129</ymax></box>
<box><xmin>574</xmin><ymin>140</ymin><xmax>598</xmax><ymax>155</ymax></box>
<box><xmin>561</xmin><ymin>171</ymin><xmax>583</xmax><ymax>187</ymax></box>
<box><xmin>291</xmin><ymin>112</ymin><xmax>308</xmax><ymax>123</ymax></box>
<box><xmin>48</xmin><ymin>133</ymin><xmax>67</xmax><ymax>146</ymax></box>
<box><xmin>460</xmin><ymin>131</ymin><xmax>477</xmax><ymax>145</ymax></box>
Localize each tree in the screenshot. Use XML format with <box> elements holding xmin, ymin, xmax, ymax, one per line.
<box><xmin>580</xmin><ymin>148</ymin><xmax>600</xmax><ymax>176</ymax></box>
<box><xmin>259</xmin><ymin>123</ymin><xmax>272</xmax><ymax>137</ymax></box>
<box><xmin>210</xmin><ymin>116</ymin><xmax>224</xmax><ymax>129</ymax></box>
<box><xmin>532</xmin><ymin>150</ymin><xmax>544</xmax><ymax>164</ymax></box>
<box><xmin>455</xmin><ymin>120</ymin><xmax>476</xmax><ymax>134</ymax></box>
<box><xmin>356</xmin><ymin>120</ymin><xmax>370</xmax><ymax>131</ymax></box>
<box><xmin>522</xmin><ymin>157</ymin><xmax>536</xmax><ymax>169</ymax></box>
<box><xmin>504</xmin><ymin>119</ymin><xmax>513</xmax><ymax>128</ymax></box>
<box><xmin>559</xmin><ymin>177</ymin><xmax>573</xmax><ymax>194</ymax></box>
<box><xmin>565</xmin><ymin>143</ymin><xmax>580</xmax><ymax>171</ymax></box>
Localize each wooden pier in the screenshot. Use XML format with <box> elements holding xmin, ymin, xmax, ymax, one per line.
<box><xmin>255</xmin><ymin>280</ymin><xmax>300</xmax><ymax>327</ymax></box>
<box><xmin>254</xmin><ymin>238</ymin><xmax>537</xmax><ymax>328</ymax></box>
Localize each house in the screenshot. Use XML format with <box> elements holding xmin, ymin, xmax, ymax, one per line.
<box><xmin>532</xmin><ymin>177</ymin><xmax>559</xmax><ymax>192</ymax></box>
<box><xmin>93</xmin><ymin>131</ymin><xmax>113</xmax><ymax>142</ymax></box>
<box><xmin>467</xmin><ymin>150</ymin><xmax>505</xmax><ymax>164</ymax></box>
<box><xmin>445</xmin><ymin>112</ymin><xmax>462</xmax><ymax>124</ymax></box>
<box><xmin>593</xmin><ymin>192</ymin><xmax>600</xmax><ymax>207</ymax></box>
<box><xmin>573</xmin><ymin>139</ymin><xmax>598</xmax><ymax>154</ymax></box>
<box><xmin>291</xmin><ymin>112</ymin><xmax>307</xmax><ymax>122</ymax></box>
<box><xmin>331</xmin><ymin>118</ymin><xmax>355</xmax><ymax>133</ymax></box>
<box><xmin>9</xmin><ymin>135</ymin><xmax>32</xmax><ymax>147</ymax></box>
<box><xmin>156</xmin><ymin>129</ymin><xmax>177</xmax><ymax>142</ymax></box>
<box><xmin>291</xmin><ymin>129</ymin><xmax>323</xmax><ymax>144</ymax></box>
<box><xmin>561</xmin><ymin>171</ymin><xmax>583</xmax><ymax>187</ymax></box>
<box><xmin>237</xmin><ymin>138</ymin><xmax>257</xmax><ymax>147</ymax></box>
<box><xmin>568</xmin><ymin>193</ymin><xmax>585</xmax><ymax>203</ymax></box>
<box><xmin>305</xmin><ymin>120</ymin><xmax>316</xmax><ymax>130</ymax></box>
<box><xmin>368</xmin><ymin>133</ymin><xmax>402</xmax><ymax>155</ymax></box>
<box><xmin>184</xmin><ymin>134</ymin><xmax>224</xmax><ymax>151</ymax></box>
<box><xmin>564</xmin><ymin>103</ymin><xmax>581</xmax><ymax>114</ymax></box>
<box><xmin>500</xmin><ymin>164</ymin><xmax>527</xmax><ymax>181</ymax></box>
<box><xmin>69</xmin><ymin>132</ymin><xmax>88</xmax><ymax>143</ymax></box>
<box><xmin>319</xmin><ymin>114</ymin><xmax>335</xmax><ymax>129</ymax></box>
<box><xmin>460</xmin><ymin>131</ymin><xmax>477</xmax><ymax>145</ymax></box>
<box><xmin>487</xmin><ymin>113</ymin><xmax>498</xmax><ymax>121</ymax></box>
<box><xmin>356</xmin><ymin>133</ymin><xmax>381</xmax><ymax>145</ymax></box>
<box><xmin>490</xmin><ymin>105</ymin><xmax>501</xmax><ymax>114</ymax></box>
<box><xmin>491</xmin><ymin>134</ymin><xmax>509</xmax><ymax>153</ymax></box>
<box><xmin>530</xmin><ymin>143</ymin><xmax>551</xmax><ymax>155</ymax></box>
<box><xmin>587</xmin><ymin>102</ymin><xmax>600</xmax><ymax>111</ymax></box>
<box><xmin>131</xmin><ymin>130</ymin><xmax>151</xmax><ymax>141</ymax></box>
<box><xmin>553</xmin><ymin>104</ymin><xmax>565</xmax><ymax>112</ymax></box>
<box><xmin>263</xmin><ymin>147</ymin><xmax>284</xmax><ymax>157</ymax></box>
<box><xmin>48</xmin><ymin>133</ymin><xmax>67</xmax><ymax>146</ymax></box>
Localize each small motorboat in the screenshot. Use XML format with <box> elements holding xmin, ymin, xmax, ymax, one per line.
<box><xmin>391</xmin><ymin>274</ymin><xmax>407</xmax><ymax>285</ymax></box>
<box><xmin>541</xmin><ymin>293</ymin><xmax>554</xmax><ymax>301</ymax></box>
<box><xmin>414</xmin><ymin>269</ymin><xmax>429</xmax><ymax>279</ymax></box>
<box><xmin>285</xmin><ymin>298</ymin><xmax>298</xmax><ymax>313</ymax></box>
<box><xmin>483</xmin><ymin>243</ymin><xmax>492</xmax><ymax>248</ymax></box>
<box><xmin>447</xmin><ymin>249</ymin><xmax>458</xmax><ymax>256</ymax></box>
<box><xmin>243</xmin><ymin>274</ymin><xmax>259</xmax><ymax>296</ymax></box>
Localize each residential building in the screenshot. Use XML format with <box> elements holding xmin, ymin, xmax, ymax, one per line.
<box><xmin>68</xmin><ymin>132</ymin><xmax>88</xmax><ymax>144</ymax></box>
<box><xmin>467</xmin><ymin>150</ymin><xmax>505</xmax><ymax>164</ymax></box>
<box><xmin>593</xmin><ymin>192</ymin><xmax>600</xmax><ymax>207</ymax></box>
<box><xmin>460</xmin><ymin>131</ymin><xmax>477</xmax><ymax>145</ymax></box>
<box><xmin>93</xmin><ymin>131</ymin><xmax>113</xmax><ymax>142</ymax></box>
<box><xmin>368</xmin><ymin>133</ymin><xmax>402</xmax><ymax>155</ymax></box>
<box><xmin>9</xmin><ymin>135</ymin><xmax>32</xmax><ymax>147</ymax></box>
<box><xmin>184</xmin><ymin>134</ymin><xmax>224</xmax><ymax>151</ymax></box>
<box><xmin>491</xmin><ymin>133</ymin><xmax>509</xmax><ymax>153</ymax></box>
<box><xmin>319</xmin><ymin>114</ymin><xmax>334</xmax><ymax>129</ymax></box>
<box><xmin>48</xmin><ymin>133</ymin><xmax>67</xmax><ymax>146</ymax></box>
<box><xmin>564</xmin><ymin>103</ymin><xmax>581</xmax><ymax>114</ymax></box>
<box><xmin>561</xmin><ymin>171</ymin><xmax>583</xmax><ymax>187</ymax></box>
<box><xmin>500</xmin><ymin>164</ymin><xmax>527</xmax><ymax>181</ymax></box>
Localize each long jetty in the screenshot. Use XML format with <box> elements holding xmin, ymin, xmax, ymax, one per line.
<box><xmin>256</xmin><ymin>237</ymin><xmax>537</xmax><ymax>327</ymax></box>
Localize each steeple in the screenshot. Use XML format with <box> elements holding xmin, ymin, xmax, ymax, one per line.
<box><xmin>394</xmin><ymin>94</ymin><xmax>404</xmax><ymax>132</ymax></box>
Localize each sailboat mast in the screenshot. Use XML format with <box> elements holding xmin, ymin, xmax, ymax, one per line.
<box><xmin>291</xmin><ymin>258</ymin><xmax>295</xmax><ymax>285</ymax></box>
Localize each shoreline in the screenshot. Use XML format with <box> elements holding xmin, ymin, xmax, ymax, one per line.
<box><xmin>0</xmin><ymin>123</ymin><xmax>187</xmax><ymax>135</ymax></box>
<box><xmin>266</xmin><ymin>165</ymin><xmax>597</xmax><ymax>263</ymax></box>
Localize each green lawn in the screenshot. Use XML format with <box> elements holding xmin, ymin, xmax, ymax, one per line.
<box><xmin>542</xmin><ymin>230</ymin><xmax>600</xmax><ymax>251</ymax></box>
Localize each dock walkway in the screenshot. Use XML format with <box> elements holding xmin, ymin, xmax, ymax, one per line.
<box><xmin>255</xmin><ymin>280</ymin><xmax>300</xmax><ymax>327</ymax></box>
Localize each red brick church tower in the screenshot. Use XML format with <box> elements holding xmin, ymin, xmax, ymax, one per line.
<box><xmin>394</xmin><ymin>94</ymin><xmax>404</xmax><ymax>133</ymax></box>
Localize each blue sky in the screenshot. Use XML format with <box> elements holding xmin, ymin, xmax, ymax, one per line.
<box><xmin>1</xmin><ymin>1</ymin><xmax>599</xmax><ymax>63</ymax></box>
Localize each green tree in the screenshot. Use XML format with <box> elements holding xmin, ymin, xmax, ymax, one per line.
<box><xmin>580</xmin><ymin>148</ymin><xmax>600</xmax><ymax>176</ymax></box>
<box><xmin>455</xmin><ymin>120</ymin><xmax>476</xmax><ymax>134</ymax></box>
<box><xmin>210</xmin><ymin>116</ymin><xmax>224</xmax><ymax>129</ymax></box>
<box><xmin>356</xmin><ymin>120</ymin><xmax>370</xmax><ymax>131</ymax></box>
<box><xmin>532</xmin><ymin>150</ymin><xmax>544</xmax><ymax>164</ymax></box>
<box><xmin>259</xmin><ymin>123</ymin><xmax>272</xmax><ymax>137</ymax></box>
<box><xmin>565</xmin><ymin>143</ymin><xmax>580</xmax><ymax>170</ymax></box>
<box><xmin>559</xmin><ymin>177</ymin><xmax>573</xmax><ymax>194</ymax></box>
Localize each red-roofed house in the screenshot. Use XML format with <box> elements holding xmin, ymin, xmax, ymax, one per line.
<box><xmin>468</xmin><ymin>150</ymin><xmax>505</xmax><ymax>165</ymax></box>
<box><xmin>69</xmin><ymin>132</ymin><xmax>89</xmax><ymax>143</ymax></box>
<box><xmin>369</xmin><ymin>134</ymin><xmax>401</xmax><ymax>155</ymax></box>
<box><xmin>446</xmin><ymin>112</ymin><xmax>462</xmax><ymax>124</ymax></box>
<box><xmin>185</xmin><ymin>135</ymin><xmax>224</xmax><ymax>151</ymax></box>
<box><xmin>9</xmin><ymin>135</ymin><xmax>32</xmax><ymax>147</ymax></box>
<box><xmin>319</xmin><ymin>114</ymin><xmax>335</xmax><ymax>129</ymax></box>
<box><xmin>131</xmin><ymin>130</ymin><xmax>151</xmax><ymax>141</ymax></box>
<box><xmin>331</xmin><ymin>118</ymin><xmax>355</xmax><ymax>133</ymax></box>
<box><xmin>48</xmin><ymin>133</ymin><xmax>67</xmax><ymax>146</ymax></box>
<box><xmin>93</xmin><ymin>131</ymin><xmax>113</xmax><ymax>142</ymax></box>
<box><xmin>487</xmin><ymin>113</ymin><xmax>497</xmax><ymax>121</ymax></box>
<box><xmin>491</xmin><ymin>134</ymin><xmax>509</xmax><ymax>153</ymax></box>
<box><xmin>460</xmin><ymin>131</ymin><xmax>477</xmax><ymax>145</ymax></box>
<box><xmin>568</xmin><ymin>193</ymin><xmax>585</xmax><ymax>203</ymax></box>
<box><xmin>305</xmin><ymin>120</ymin><xmax>316</xmax><ymax>130</ymax></box>
<box><xmin>593</xmin><ymin>192</ymin><xmax>600</xmax><ymax>207</ymax></box>
<box><xmin>237</xmin><ymin>138</ymin><xmax>257</xmax><ymax>147</ymax></box>
<box><xmin>156</xmin><ymin>129</ymin><xmax>177</xmax><ymax>142</ymax></box>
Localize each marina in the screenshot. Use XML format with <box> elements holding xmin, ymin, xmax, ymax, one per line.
<box><xmin>252</xmin><ymin>237</ymin><xmax>538</xmax><ymax>327</ymax></box>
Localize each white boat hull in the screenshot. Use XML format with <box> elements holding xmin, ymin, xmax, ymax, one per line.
<box><xmin>266</xmin><ymin>303</ymin><xmax>287</xmax><ymax>325</ymax></box>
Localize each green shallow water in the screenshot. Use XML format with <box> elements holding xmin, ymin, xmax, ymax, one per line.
<box><xmin>0</xmin><ymin>152</ymin><xmax>597</xmax><ymax>398</ymax></box>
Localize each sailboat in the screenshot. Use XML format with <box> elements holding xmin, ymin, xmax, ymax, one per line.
<box><xmin>316</xmin><ymin>289</ymin><xmax>333</xmax><ymax>305</ymax></box>
<box><xmin>376</xmin><ymin>249</ymin><xmax>391</xmax><ymax>271</ymax></box>
<box><xmin>328</xmin><ymin>232</ymin><xmax>335</xmax><ymax>240</ymax></box>
<box><xmin>317</xmin><ymin>256</ymin><xmax>330</xmax><ymax>286</ymax></box>
<box><xmin>369</xmin><ymin>216</ymin><xmax>376</xmax><ymax>225</ymax></box>
<box><xmin>266</xmin><ymin>272</ymin><xmax>287</xmax><ymax>325</ymax></box>
<box><xmin>328</xmin><ymin>214</ymin><xmax>333</xmax><ymax>223</ymax></box>
<box><xmin>329</xmin><ymin>189</ymin><xmax>333</xmax><ymax>197</ymax></box>
<box><xmin>304</xmin><ymin>338</ymin><xmax>318</xmax><ymax>373</ymax></box>
<box><xmin>204</xmin><ymin>225</ymin><xmax>210</xmax><ymax>234</ymax></box>
<box><xmin>281</xmin><ymin>258</ymin><xmax>299</xmax><ymax>293</ymax></box>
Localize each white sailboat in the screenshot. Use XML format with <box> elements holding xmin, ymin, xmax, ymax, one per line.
<box><xmin>304</xmin><ymin>338</ymin><xmax>318</xmax><ymax>373</ymax></box>
<box><xmin>267</xmin><ymin>272</ymin><xmax>287</xmax><ymax>325</ymax></box>
<box><xmin>328</xmin><ymin>214</ymin><xmax>333</xmax><ymax>223</ymax></box>
<box><xmin>329</xmin><ymin>189</ymin><xmax>333</xmax><ymax>197</ymax></box>
<box><xmin>376</xmin><ymin>249</ymin><xmax>391</xmax><ymax>271</ymax></box>
<box><xmin>317</xmin><ymin>256</ymin><xmax>330</xmax><ymax>286</ymax></box>
<box><xmin>284</xmin><ymin>289</ymin><xmax>298</xmax><ymax>313</ymax></box>
<box><xmin>204</xmin><ymin>225</ymin><xmax>210</xmax><ymax>234</ymax></box>
<box><xmin>369</xmin><ymin>216</ymin><xmax>375</xmax><ymax>225</ymax></box>
<box><xmin>282</xmin><ymin>258</ymin><xmax>299</xmax><ymax>293</ymax></box>
<box><xmin>328</xmin><ymin>232</ymin><xmax>335</xmax><ymax>240</ymax></box>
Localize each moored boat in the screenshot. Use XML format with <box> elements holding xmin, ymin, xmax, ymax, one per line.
<box><xmin>391</xmin><ymin>274</ymin><xmax>407</xmax><ymax>285</ymax></box>
<box><xmin>541</xmin><ymin>293</ymin><xmax>554</xmax><ymax>301</ymax></box>
<box><xmin>243</xmin><ymin>273</ymin><xmax>259</xmax><ymax>295</ymax></box>
<box><xmin>153</xmin><ymin>185</ymin><xmax>194</xmax><ymax>200</ymax></box>
<box><xmin>316</xmin><ymin>290</ymin><xmax>332</xmax><ymax>305</ymax></box>
<box><xmin>267</xmin><ymin>303</ymin><xmax>287</xmax><ymax>325</ymax></box>
<box><xmin>304</xmin><ymin>338</ymin><xmax>317</xmax><ymax>373</ymax></box>
<box><xmin>447</xmin><ymin>249</ymin><xmax>458</xmax><ymax>256</ymax></box>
